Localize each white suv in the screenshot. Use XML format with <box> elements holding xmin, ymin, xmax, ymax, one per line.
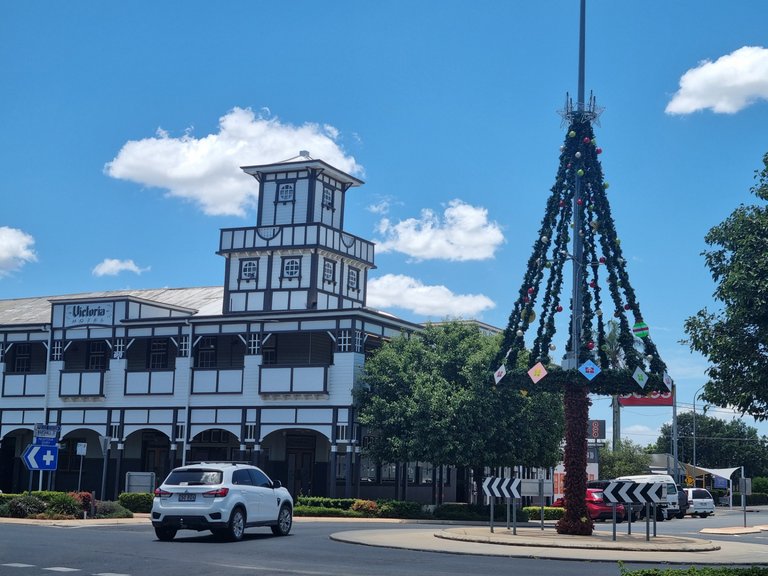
<box><xmin>151</xmin><ymin>462</ymin><xmax>293</xmax><ymax>541</ymax></box>
<box><xmin>683</xmin><ymin>487</ymin><xmax>716</xmax><ymax>518</ymax></box>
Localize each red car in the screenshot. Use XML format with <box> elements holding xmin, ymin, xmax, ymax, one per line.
<box><xmin>553</xmin><ymin>488</ymin><xmax>626</xmax><ymax>522</ymax></box>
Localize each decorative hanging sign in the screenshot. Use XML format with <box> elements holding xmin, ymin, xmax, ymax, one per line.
<box><xmin>579</xmin><ymin>360</ymin><xmax>601</xmax><ymax>381</ymax></box>
<box><xmin>493</xmin><ymin>364</ymin><xmax>507</xmax><ymax>385</ymax></box>
<box><xmin>662</xmin><ymin>371</ymin><xmax>673</xmax><ymax>391</ymax></box>
<box><xmin>632</xmin><ymin>367</ymin><xmax>648</xmax><ymax>387</ymax></box>
<box><xmin>527</xmin><ymin>362</ymin><xmax>548</xmax><ymax>384</ymax></box>
<box><xmin>632</xmin><ymin>321</ymin><xmax>649</xmax><ymax>338</ymax></box>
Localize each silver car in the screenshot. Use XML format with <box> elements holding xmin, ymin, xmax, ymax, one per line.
<box><xmin>151</xmin><ymin>462</ymin><xmax>293</xmax><ymax>541</ymax></box>
<box><xmin>683</xmin><ymin>487</ymin><xmax>716</xmax><ymax>518</ymax></box>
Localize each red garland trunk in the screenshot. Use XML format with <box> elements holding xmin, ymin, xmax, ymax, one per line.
<box><xmin>556</xmin><ymin>383</ymin><xmax>594</xmax><ymax>535</ymax></box>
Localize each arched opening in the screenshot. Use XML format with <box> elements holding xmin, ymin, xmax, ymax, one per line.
<box><xmin>260</xmin><ymin>428</ymin><xmax>330</xmax><ymax>497</ymax></box>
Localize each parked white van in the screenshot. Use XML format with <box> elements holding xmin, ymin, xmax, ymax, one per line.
<box><xmin>615</xmin><ymin>474</ymin><xmax>680</xmax><ymax>521</ymax></box>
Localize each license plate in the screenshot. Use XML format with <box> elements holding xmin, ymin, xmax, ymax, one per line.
<box><xmin>178</xmin><ymin>493</ymin><xmax>196</xmax><ymax>502</ymax></box>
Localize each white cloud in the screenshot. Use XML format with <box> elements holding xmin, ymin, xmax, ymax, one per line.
<box><xmin>92</xmin><ymin>258</ymin><xmax>149</xmax><ymax>277</ymax></box>
<box><xmin>105</xmin><ymin>107</ymin><xmax>362</xmax><ymax>216</ymax></box>
<box><xmin>375</xmin><ymin>199</ymin><xmax>504</xmax><ymax>261</ymax></box>
<box><xmin>0</xmin><ymin>226</ymin><xmax>37</xmax><ymax>277</ymax></box>
<box><xmin>666</xmin><ymin>46</ymin><xmax>768</xmax><ymax>114</ymax></box>
<box><xmin>367</xmin><ymin>273</ymin><xmax>495</xmax><ymax>317</ymax></box>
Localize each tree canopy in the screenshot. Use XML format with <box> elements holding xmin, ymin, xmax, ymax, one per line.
<box><xmin>597</xmin><ymin>439</ymin><xmax>651</xmax><ymax>479</ymax></box>
<box><xmin>355</xmin><ymin>321</ymin><xmax>564</xmax><ymax>472</ymax></box>
<box><xmin>684</xmin><ymin>152</ymin><xmax>768</xmax><ymax>420</ymax></box>
<box><xmin>652</xmin><ymin>411</ymin><xmax>768</xmax><ymax>477</ymax></box>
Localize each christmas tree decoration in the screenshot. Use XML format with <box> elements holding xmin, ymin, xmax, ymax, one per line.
<box><xmin>491</xmin><ymin>0</ymin><xmax>670</xmax><ymax>537</ymax></box>
<box><xmin>633</xmin><ymin>321</ymin><xmax>649</xmax><ymax>338</ymax></box>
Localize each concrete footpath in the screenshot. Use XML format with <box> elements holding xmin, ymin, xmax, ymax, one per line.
<box><xmin>3</xmin><ymin>513</ymin><xmax>768</xmax><ymax>565</ymax></box>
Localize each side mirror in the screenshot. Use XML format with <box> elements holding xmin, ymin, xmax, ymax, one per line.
<box><xmin>272</xmin><ymin>479</ymin><xmax>282</xmax><ymax>489</ymax></box>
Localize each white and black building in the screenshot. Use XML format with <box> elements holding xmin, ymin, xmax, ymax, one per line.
<box><xmin>0</xmin><ymin>153</ymin><xmax>454</xmax><ymax>501</ymax></box>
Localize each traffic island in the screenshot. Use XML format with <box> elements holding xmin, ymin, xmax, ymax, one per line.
<box><xmin>436</xmin><ymin>527</ymin><xmax>720</xmax><ymax>552</ymax></box>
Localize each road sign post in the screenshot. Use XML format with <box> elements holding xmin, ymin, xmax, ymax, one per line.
<box><xmin>483</xmin><ymin>477</ymin><xmax>522</xmax><ymax>534</ymax></box>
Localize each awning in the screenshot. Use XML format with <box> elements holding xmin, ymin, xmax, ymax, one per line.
<box><xmin>682</xmin><ymin>464</ymin><xmax>740</xmax><ymax>479</ymax></box>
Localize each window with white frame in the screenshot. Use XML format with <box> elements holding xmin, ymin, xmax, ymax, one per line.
<box><xmin>322</xmin><ymin>187</ymin><xmax>334</xmax><ymax>209</ymax></box>
<box><xmin>241</xmin><ymin>260</ymin><xmax>258</xmax><ymax>280</ymax></box>
<box><xmin>347</xmin><ymin>267</ymin><xmax>359</xmax><ymax>291</ymax></box>
<box><xmin>112</xmin><ymin>338</ymin><xmax>125</xmax><ymax>360</ymax></box>
<box><xmin>354</xmin><ymin>330</ymin><xmax>363</xmax><ymax>352</ymax></box>
<box><xmin>51</xmin><ymin>340</ymin><xmax>62</xmax><ymax>361</ymax></box>
<box><xmin>178</xmin><ymin>335</ymin><xmax>189</xmax><ymax>357</ymax></box>
<box><xmin>323</xmin><ymin>260</ymin><xmax>335</xmax><ymax>283</ymax></box>
<box><xmin>282</xmin><ymin>257</ymin><xmax>301</xmax><ymax>279</ymax></box>
<box><xmin>278</xmin><ymin>183</ymin><xmax>295</xmax><ymax>202</ymax></box>
<box><xmin>247</xmin><ymin>333</ymin><xmax>260</xmax><ymax>355</ymax></box>
<box><xmin>337</xmin><ymin>330</ymin><xmax>350</xmax><ymax>352</ymax></box>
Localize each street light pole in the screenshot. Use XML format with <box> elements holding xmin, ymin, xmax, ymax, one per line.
<box><xmin>692</xmin><ymin>384</ymin><xmax>705</xmax><ymax>488</ymax></box>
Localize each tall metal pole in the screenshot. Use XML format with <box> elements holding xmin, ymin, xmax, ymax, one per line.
<box><xmin>672</xmin><ymin>385</ymin><xmax>679</xmax><ymax>482</ymax></box>
<box><xmin>570</xmin><ymin>0</ymin><xmax>587</xmax><ymax>359</ymax></box>
<box><xmin>577</xmin><ymin>0</ymin><xmax>586</xmax><ymax>109</ymax></box>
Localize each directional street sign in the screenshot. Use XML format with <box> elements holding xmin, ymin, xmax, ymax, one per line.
<box><xmin>603</xmin><ymin>481</ymin><xmax>664</xmax><ymax>504</ymax></box>
<box><xmin>22</xmin><ymin>443</ymin><xmax>59</xmax><ymax>471</ymax></box>
<box><xmin>482</xmin><ymin>476</ymin><xmax>521</xmax><ymax>499</ymax></box>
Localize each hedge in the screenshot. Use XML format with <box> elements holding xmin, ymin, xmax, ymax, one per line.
<box><xmin>621</xmin><ymin>566</ymin><xmax>768</xmax><ymax>576</ymax></box>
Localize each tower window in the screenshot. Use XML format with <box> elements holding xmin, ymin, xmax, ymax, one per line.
<box><xmin>347</xmin><ymin>268</ymin><xmax>359</xmax><ymax>291</ymax></box>
<box><xmin>322</xmin><ymin>187</ymin><xmax>334</xmax><ymax>210</ymax></box>
<box><xmin>278</xmin><ymin>183</ymin><xmax>295</xmax><ymax>202</ymax></box>
<box><xmin>241</xmin><ymin>260</ymin><xmax>258</xmax><ymax>281</ymax></box>
<box><xmin>323</xmin><ymin>260</ymin><xmax>336</xmax><ymax>283</ymax></box>
<box><xmin>282</xmin><ymin>257</ymin><xmax>301</xmax><ymax>279</ymax></box>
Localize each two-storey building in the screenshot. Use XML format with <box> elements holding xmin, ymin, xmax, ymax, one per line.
<box><xmin>0</xmin><ymin>153</ymin><xmax>430</xmax><ymax>501</ymax></box>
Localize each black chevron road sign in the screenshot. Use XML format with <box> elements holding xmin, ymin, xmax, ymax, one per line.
<box><xmin>603</xmin><ymin>481</ymin><xmax>665</xmax><ymax>504</ymax></box>
<box><xmin>482</xmin><ymin>476</ymin><xmax>521</xmax><ymax>499</ymax></box>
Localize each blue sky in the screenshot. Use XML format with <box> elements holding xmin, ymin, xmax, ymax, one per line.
<box><xmin>2</xmin><ymin>1</ymin><xmax>768</xmax><ymax>451</ymax></box>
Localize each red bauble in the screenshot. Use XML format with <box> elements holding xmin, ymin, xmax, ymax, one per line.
<box><xmin>556</xmin><ymin>305</ymin><xmax>563</xmax><ymax>312</ymax></box>
<box><xmin>583</xmin><ymin>137</ymin><xmax>590</xmax><ymax>144</ymax></box>
<box><xmin>527</xmin><ymin>287</ymin><xmax>534</xmax><ymax>294</ymax></box>
<box><xmin>599</xmin><ymin>256</ymin><xmax>606</xmax><ymax>264</ymax></box>
<box><xmin>589</xmin><ymin>280</ymin><xmax>596</xmax><ymax>288</ymax></box>
<box><xmin>624</xmin><ymin>303</ymin><xmax>631</xmax><ymax>310</ymax></box>
<box><xmin>596</xmin><ymin>147</ymin><xmax>603</xmax><ymax>154</ymax></box>
<box><xmin>577</xmin><ymin>198</ymin><xmax>583</xmax><ymax>205</ymax></box>
<box><xmin>559</xmin><ymin>200</ymin><xmax>566</xmax><ymax>208</ymax></box>
<box><xmin>587</xmin><ymin>341</ymin><xmax>595</xmax><ymax>350</ymax></box>
<box><xmin>524</xmin><ymin>296</ymin><xmax>530</xmax><ymax>303</ymax></box>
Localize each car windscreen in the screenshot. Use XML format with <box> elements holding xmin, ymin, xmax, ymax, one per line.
<box><xmin>165</xmin><ymin>469</ymin><xmax>223</xmax><ymax>486</ymax></box>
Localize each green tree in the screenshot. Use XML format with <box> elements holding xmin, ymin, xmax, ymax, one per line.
<box><xmin>656</xmin><ymin>412</ymin><xmax>768</xmax><ymax>477</ymax></box>
<box><xmin>356</xmin><ymin>321</ymin><xmax>564</xmax><ymax>497</ymax></box>
<box><xmin>654</xmin><ymin>411</ymin><xmax>768</xmax><ymax>477</ymax></box>
<box><xmin>597</xmin><ymin>439</ymin><xmax>651</xmax><ymax>479</ymax></box>
<box><xmin>684</xmin><ymin>153</ymin><xmax>768</xmax><ymax>420</ymax></box>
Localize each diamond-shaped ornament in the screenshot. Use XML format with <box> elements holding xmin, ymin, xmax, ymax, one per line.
<box><xmin>633</xmin><ymin>367</ymin><xmax>648</xmax><ymax>387</ymax></box>
<box><xmin>527</xmin><ymin>362</ymin><xmax>548</xmax><ymax>384</ymax></box>
<box><xmin>579</xmin><ymin>359</ymin><xmax>601</xmax><ymax>381</ymax></box>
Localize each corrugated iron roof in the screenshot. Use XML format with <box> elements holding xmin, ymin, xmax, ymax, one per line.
<box><xmin>0</xmin><ymin>287</ymin><xmax>224</xmax><ymax>326</ymax></box>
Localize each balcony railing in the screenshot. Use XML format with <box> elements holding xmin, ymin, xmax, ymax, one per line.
<box><xmin>219</xmin><ymin>224</ymin><xmax>374</xmax><ymax>265</ymax></box>
<box><xmin>259</xmin><ymin>365</ymin><xmax>327</xmax><ymax>394</ymax></box>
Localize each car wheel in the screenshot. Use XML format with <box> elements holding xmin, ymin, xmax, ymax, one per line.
<box><xmin>154</xmin><ymin>526</ymin><xmax>177</xmax><ymax>542</ymax></box>
<box><xmin>271</xmin><ymin>505</ymin><xmax>293</xmax><ymax>536</ymax></box>
<box><xmin>655</xmin><ymin>510</ymin><xmax>665</xmax><ymax>522</ymax></box>
<box><xmin>700</xmin><ymin>512</ymin><xmax>709</xmax><ymax>518</ymax></box>
<box><xmin>227</xmin><ymin>507</ymin><xmax>246</xmax><ymax>541</ymax></box>
<box><xmin>676</xmin><ymin>512</ymin><xmax>685</xmax><ymax>519</ymax></box>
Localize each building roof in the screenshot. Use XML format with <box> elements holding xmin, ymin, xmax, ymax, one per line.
<box><xmin>0</xmin><ymin>287</ymin><xmax>224</xmax><ymax>326</ymax></box>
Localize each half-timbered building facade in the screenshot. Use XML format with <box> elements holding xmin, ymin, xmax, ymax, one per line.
<box><xmin>0</xmin><ymin>153</ymin><xmax>430</xmax><ymax>501</ymax></box>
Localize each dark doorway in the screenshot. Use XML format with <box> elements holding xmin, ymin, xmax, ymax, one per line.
<box><xmin>286</xmin><ymin>435</ymin><xmax>315</xmax><ymax>496</ymax></box>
